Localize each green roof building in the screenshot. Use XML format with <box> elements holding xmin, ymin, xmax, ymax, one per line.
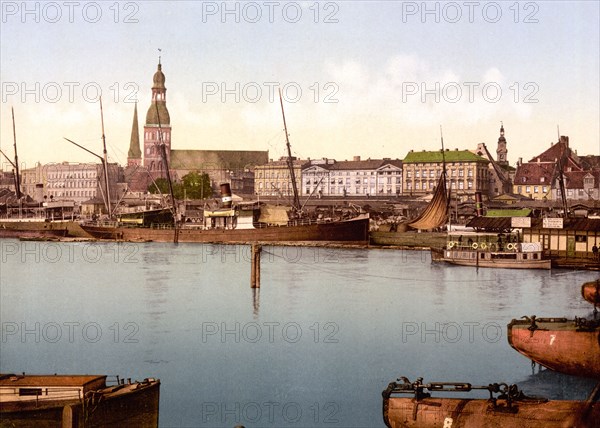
<box><xmin>402</xmin><ymin>149</ymin><xmax>490</xmax><ymax>201</ymax></box>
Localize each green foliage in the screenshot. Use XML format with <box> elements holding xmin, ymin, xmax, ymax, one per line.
<box><xmin>147</xmin><ymin>172</ymin><xmax>213</xmax><ymax>200</ymax></box>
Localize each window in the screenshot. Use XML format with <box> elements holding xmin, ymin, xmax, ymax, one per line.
<box><xmin>459</xmin><ymin>169</ymin><xmax>464</xmax><ymax>177</ymax></box>
<box><xmin>407</xmin><ymin>171</ymin><xmax>412</xmax><ymax>178</ymax></box>
<box><xmin>19</xmin><ymin>388</ymin><xmax>42</xmax><ymax>396</ymax></box>
<box><xmin>534</xmin><ymin>186</ymin><xmax>538</xmax><ymax>193</ymax></box>
<box><xmin>526</xmin><ymin>186</ymin><xmax>531</xmax><ymax>193</ymax></box>
<box><xmin>416</xmin><ymin>170</ymin><xmax>420</xmax><ymax>178</ymax></box>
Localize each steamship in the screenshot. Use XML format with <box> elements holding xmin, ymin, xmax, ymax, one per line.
<box><xmin>80</xmin><ymin>183</ymin><xmax>370</xmax><ymax>244</ymax></box>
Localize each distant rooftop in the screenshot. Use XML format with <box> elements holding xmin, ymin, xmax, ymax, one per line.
<box><xmin>403</xmin><ymin>149</ymin><xmax>488</xmax><ymax>164</ymax></box>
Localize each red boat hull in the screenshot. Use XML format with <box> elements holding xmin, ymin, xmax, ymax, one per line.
<box><xmin>507</xmin><ymin>317</ymin><xmax>600</xmax><ymax>379</ymax></box>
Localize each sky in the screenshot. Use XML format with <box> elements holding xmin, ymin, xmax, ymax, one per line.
<box><xmin>1</xmin><ymin>0</ymin><xmax>599</xmax><ymax>172</ymax></box>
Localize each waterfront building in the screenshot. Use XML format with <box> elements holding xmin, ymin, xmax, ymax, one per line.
<box><xmin>514</xmin><ymin>136</ymin><xmax>600</xmax><ymax>202</ymax></box>
<box><xmin>301</xmin><ymin>157</ymin><xmax>403</xmax><ymax>197</ymax></box>
<box><xmin>20</xmin><ymin>162</ymin><xmax>122</xmax><ymax>206</ymax></box>
<box><xmin>402</xmin><ymin>149</ymin><xmax>489</xmax><ymax>202</ymax></box>
<box><xmin>254</xmin><ymin>157</ymin><xmax>307</xmax><ymax>197</ymax></box>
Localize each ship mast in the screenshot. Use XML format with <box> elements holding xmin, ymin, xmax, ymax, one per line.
<box><xmin>11</xmin><ymin>107</ymin><xmax>22</xmax><ymax>200</ymax></box>
<box><xmin>99</xmin><ymin>97</ymin><xmax>112</xmax><ymax>217</ymax></box>
<box><xmin>278</xmin><ymin>88</ymin><xmax>300</xmax><ymax>212</ymax></box>
<box><xmin>155</xmin><ymin>102</ymin><xmax>179</xmax><ymax>243</ymax></box>
<box><xmin>440</xmin><ymin>125</ymin><xmax>449</xmax><ymax>225</ymax></box>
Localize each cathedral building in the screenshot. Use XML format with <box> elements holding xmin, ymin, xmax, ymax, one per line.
<box><xmin>126</xmin><ymin>61</ymin><xmax>268</xmax><ymax>196</ymax></box>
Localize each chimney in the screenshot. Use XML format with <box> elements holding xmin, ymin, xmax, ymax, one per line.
<box><xmin>518</xmin><ymin>157</ymin><xmax>522</xmax><ymax>166</ymax></box>
<box><xmin>353</xmin><ymin>156</ymin><xmax>361</xmax><ymax>162</ymax></box>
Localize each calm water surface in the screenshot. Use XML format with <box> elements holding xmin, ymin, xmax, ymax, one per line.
<box><xmin>1</xmin><ymin>239</ymin><xmax>598</xmax><ymax>427</ymax></box>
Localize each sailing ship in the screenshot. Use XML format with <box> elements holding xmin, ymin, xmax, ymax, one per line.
<box><xmin>0</xmin><ymin>373</ymin><xmax>160</xmax><ymax>427</ymax></box>
<box><xmin>382</xmin><ymin>376</ymin><xmax>599</xmax><ymax>428</ymax></box>
<box><xmin>81</xmin><ymin>90</ymin><xmax>370</xmax><ymax>244</ymax></box>
<box><xmin>507</xmin><ymin>316</ymin><xmax>600</xmax><ymax>379</ymax></box>
<box><xmin>0</xmin><ymin>108</ymin><xmax>76</xmax><ymax>239</ymax></box>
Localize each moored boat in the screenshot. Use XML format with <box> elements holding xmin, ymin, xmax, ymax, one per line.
<box><xmin>507</xmin><ymin>316</ymin><xmax>600</xmax><ymax>379</ymax></box>
<box><xmin>582</xmin><ymin>279</ymin><xmax>600</xmax><ymax>309</ymax></box>
<box><xmin>80</xmin><ymin>203</ymin><xmax>370</xmax><ymax>244</ymax></box>
<box><xmin>382</xmin><ymin>376</ymin><xmax>599</xmax><ymax>428</ymax></box>
<box><xmin>431</xmin><ymin>231</ymin><xmax>551</xmax><ymax>270</ymax></box>
<box><xmin>0</xmin><ymin>373</ymin><xmax>160</xmax><ymax>427</ymax></box>
<box><xmin>0</xmin><ymin>219</ymin><xmax>69</xmax><ymax>239</ymax></box>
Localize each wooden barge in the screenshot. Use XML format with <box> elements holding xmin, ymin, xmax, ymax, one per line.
<box><xmin>0</xmin><ymin>373</ymin><xmax>160</xmax><ymax>427</ymax></box>
<box><xmin>382</xmin><ymin>376</ymin><xmax>599</xmax><ymax>428</ymax></box>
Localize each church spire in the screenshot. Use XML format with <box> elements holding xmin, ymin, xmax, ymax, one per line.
<box><xmin>496</xmin><ymin>121</ymin><xmax>508</xmax><ymax>166</ymax></box>
<box><xmin>127</xmin><ymin>102</ymin><xmax>142</xmax><ymax>166</ymax></box>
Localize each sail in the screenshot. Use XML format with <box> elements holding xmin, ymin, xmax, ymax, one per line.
<box><xmin>408</xmin><ymin>174</ymin><xmax>448</xmax><ymax>230</ymax></box>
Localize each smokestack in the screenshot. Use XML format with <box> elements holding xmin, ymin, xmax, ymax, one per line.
<box><xmin>220</xmin><ymin>183</ymin><xmax>232</xmax><ymax>208</ymax></box>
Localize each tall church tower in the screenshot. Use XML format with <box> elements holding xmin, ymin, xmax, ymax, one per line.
<box><xmin>496</xmin><ymin>122</ymin><xmax>508</xmax><ymax>166</ymax></box>
<box><xmin>143</xmin><ymin>59</ymin><xmax>171</xmax><ymax>177</ymax></box>
<box><xmin>127</xmin><ymin>102</ymin><xmax>142</xmax><ymax>166</ymax></box>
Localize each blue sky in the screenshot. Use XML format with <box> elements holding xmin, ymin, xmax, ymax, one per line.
<box><xmin>1</xmin><ymin>1</ymin><xmax>598</xmax><ymax>169</ymax></box>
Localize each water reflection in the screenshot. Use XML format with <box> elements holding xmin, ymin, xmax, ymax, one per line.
<box><xmin>2</xmin><ymin>242</ymin><xmax>600</xmax><ymax>427</ymax></box>
<box><xmin>252</xmin><ymin>288</ymin><xmax>260</xmax><ymax>318</ymax></box>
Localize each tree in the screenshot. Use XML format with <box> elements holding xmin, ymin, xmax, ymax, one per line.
<box><xmin>147</xmin><ymin>172</ymin><xmax>212</xmax><ymax>200</ymax></box>
<box><xmin>181</xmin><ymin>172</ymin><xmax>212</xmax><ymax>199</ymax></box>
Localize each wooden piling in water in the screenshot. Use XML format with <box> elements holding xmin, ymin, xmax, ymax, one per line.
<box><xmin>251</xmin><ymin>244</ymin><xmax>261</xmax><ymax>288</ymax></box>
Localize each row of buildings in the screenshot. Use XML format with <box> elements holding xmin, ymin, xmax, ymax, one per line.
<box><xmin>1</xmin><ymin>61</ymin><xmax>599</xmax><ymax>211</ymax></box>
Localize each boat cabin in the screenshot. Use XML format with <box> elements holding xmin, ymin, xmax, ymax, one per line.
<box><xmin>0</xmin><ymin>374</ymin><xmax>106</xmax><ymax>403</ymax></box>
<box><xmin>446</xmin><ymin>231</ymin><xmax>522</xmax><ymax>252</ymax></box>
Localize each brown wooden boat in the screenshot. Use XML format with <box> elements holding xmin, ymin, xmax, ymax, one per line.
<box><xmin>582</xmin><ymin>280</ymin><xmax>600</xmax><ymax>309</ymax></box>
<box><xmin>80</xmin><ymin>205</ymin><xmax>370</xmax><ymax>244</ymax></box>
<box><xmin>0</xmin><ymin>221</ymin><xmax>69</xmax><ymax>239</ymax></box>
<box><xmin>382</xmin><ymin>376</ymin><xmax>599</xmax><ymax>428</ymax></box>
<box><xmin>0</xmin><ymin>373</ymin><xmax>160</xmax><ymax>427</ymax></box>
<box><xmin>508</xmin><ymin>316</ymin><xmax>600</xmax><ymax>379</ymax></box>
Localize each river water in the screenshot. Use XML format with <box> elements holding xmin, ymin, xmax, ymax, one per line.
<box><xmin>1</xmin><ymin>239</ymin><xmax>598</xmax><ymax>427</ymax></box>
